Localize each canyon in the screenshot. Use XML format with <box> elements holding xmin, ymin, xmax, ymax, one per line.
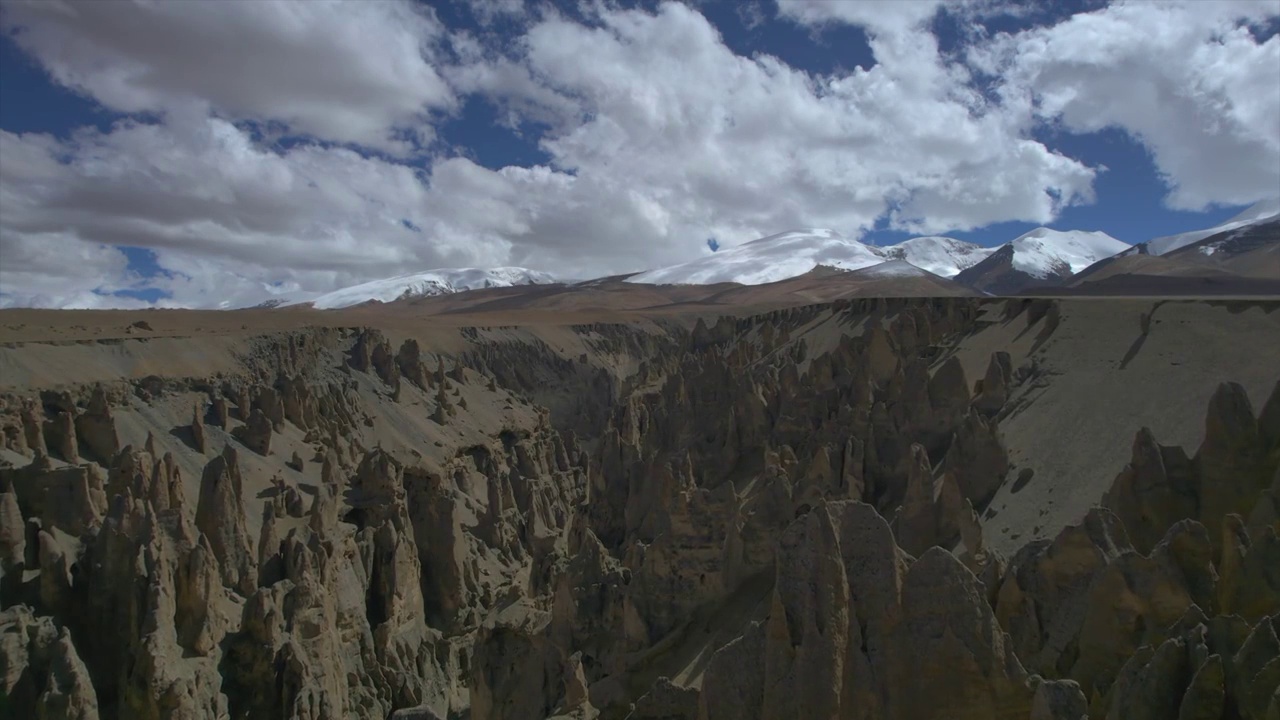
<box><xmin>0</xmin><ymin>295</ymin><xmax>1277</xmax><ymax>720</ymax></box>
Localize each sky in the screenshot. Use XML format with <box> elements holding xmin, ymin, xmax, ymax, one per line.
<box><xmin>1</xmin><ymin>0</ymin><xmax>1278</xmax><ymax>309</ymax></box>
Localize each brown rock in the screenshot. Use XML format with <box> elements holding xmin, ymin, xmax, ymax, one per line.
<box><xmin>1105</xmin><ymin>636</ymin><xmax>1189</xmax><ymax>720</ymax></box>
<box><xmin>1030</xmin><ymin>678</ymin><xmax>1087</xmax><ymax>720</ymax></box>
<box><xmin>396</xmin><ymin>339</ymin><xmax>431</xmax><ymax>390</ymax></box>
<box><xmin>926</xmin><ymin>356</ymin><xmax>971</xmax><ymax>453</ymax></box>
<box><xmin>1220</xmin><ymin>525</ymin><xmax>1280</xmax><ymax>621</ymax></box>
<box><xmin>941</xmin><ymin>408</ymin><xmax>1009</xmax><ymax>509</ymax></box>
<box><xmin>1</xmin><ymin>421</ymin><xmax>28</xmax><ymax>455</ymax></box>
<box><xmin>211</xmin><ymin>396</ymin><xmax>229</xmax><ymax>429</ymax></box>
<box><xmin>1197</xmin><ymin>382</ymin><xmax>1267</xmax><ymax>548</ymax></box>
<box><xmin>699</xmin><ymin>621</ymin><xmax>765</xmax><ymax>720</ymax></box>
<box><xmin>973</xmin><ymin>351</ymin><xmax>1013</xmax><ymax>417</ymax></box>
<box><xmin>0</xmin><ymin>490</ymin><xmax>24</xmax><ymax>572</ymax></box>
<box><xmin>232</xmin><ymin>407</ymin><xmax>272</xmax><ymax>456</ymax></box>
<box><xmin>887</xmin><ymin>547</ymin><xmax>1032</xmax><ymax>720</ymax></box>
<box><xmin>20</xmin><ymin>402</ymin><xmax>46</xmax><ymax>459</ymax></box>
<box><xmin>1178</xmin><ymin>654</ymin><xmax>1225</xmax><ymax>720</ymax></box>
<box><xmin>196</xmin><ymin>445</ymin><xmax>258</xmax><ymax>595</ymax></box>
<box><xmin>45</xmin><ymin>411</ymin><xmax>79</xmax><ymax>464</ymax></box>
<box><xmin>1103</xmin><ymin>427</ymin><xmax>1196</xmax><ymax>554</ymax></box>
<box><xmin>0</xmin><ymin>606</ymin><xmax>100</xmax><ymax>720</ymax></box>
<box><xmin>258</xmin><ymin>503</ymin><xmax>282</xmax><ymax>587</ymax></box>
<box><xmin>74</xmin><ymin>387</ymin><xmax>120</xmax><ymax>463</ymax></box>
<box><xmin>895</xmin><ymin>444</ymin><xmax>937</xmax><ymax>557</ymax></box>
<box><xmin>1233</xmin><ymin>617</ymin><xmax>1280</xmax><ymax>720</ymax></box>
<box><xmin>191</xmin><ymin>401</ymin><xmax>207</xmax><ymax>454</ymax></box>
<box><xmin>761</xmin><ymin>505</ymin><xmax>850</xmax><ymax>719</ymax></box>
<box><xmin>309</xmin><ymin>451</ymin><xmax>341</xmax><ymax>534</ymax></box>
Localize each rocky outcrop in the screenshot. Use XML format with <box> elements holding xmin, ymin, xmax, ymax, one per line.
<box><xmin>887</xmin><ymin>547</ymin><xmax>1032</xmax><ymax>720</ymax></box>
<box><xmin>1030</xmin><ymin>678</ymin><xmax>1087</xmax><ymax>720</ymax></box>
<box><xmin>231</xmin><ymin>407</ymin><xmax>272</xmax><ymax>456</ymax></box>
<box><xmin>974</xmin><ymin>351</ymin><xmax>1013</xmax><ymax>417</ymax></box>
<box><xmin>0</xmin><ymin>605</ymin><xmax>100</xmax><ymax>720</ymax></box>
<box><xmin>196</xmin><ymin>446</ymin><xmax>257</xmax><ymax>595</ymax></box>
<box><xmin>45</xmin><ymin>411</ymin><xmax>79</xmax><ymax>464</ymax></box>
<box><xmin>74</xmin><ymin>387</ymin><xmax>120</xmax><ymax>463</ymax></box>
<box><xmin>191</xmin><ymin>401</ymin><xmax>207</xmax><ymax>454</ymax></box>
<box><xmin>1104</xmin><ymin>382</ymin><xmax>1279</xmax><ymax>557</ymax></box>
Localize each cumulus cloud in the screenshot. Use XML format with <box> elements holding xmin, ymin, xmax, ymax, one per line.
<box><xmin>0</xmin><ymin>0</ymin><xmax>453</xmax><ymax>153</ymax></box>
<box><xmin>0</xmin><ymin>0</ymin><xmax>1276</xmax><ymax>308</ymax></box>
<box><xmin>0</xmin><ymin>117</ymin><xmax>520</xmax><ymax>307</ymax></box>
<box><xmin>0</xmin><ymin>233</ymin><xmax>140</xmax><ymax>309</ymax></box>
<box><xmin>971</xmin><ymin>0</ymin><xmax>1280</xmax><ymax>210</ymax></box>
<box><xmin>513</xmin><ymin>3</ymin><xmax>1094</xmax><ymax>232</ymax></box>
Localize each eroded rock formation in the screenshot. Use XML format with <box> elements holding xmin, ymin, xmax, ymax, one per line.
<box><xmin>0</xmin><ymin>299</ymin><xmax>1274</xmax><ymax>720</ymax></box>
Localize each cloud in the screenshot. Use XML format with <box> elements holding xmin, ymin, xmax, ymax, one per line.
<box><xmin>504</xmin><ymin>2</ymin><xmax>1094</xmax><ymax>233</ymax></box>
<box><xmin>971</xmin><ymin>0</ymin><xmax>1280</xmax><ymax>210</ymax></box>
<box><xmin>0</xmin><ymin>0</ymin><xmax>453</xmax><ymax>153</ymax></box>
<box><xmin>776</xmin><ymin>0</ymin><xmax>949</xmax><ymax>33</ymax></box>
<box><xmin>0</xmin><ymin>224</ymin><xmax>175</xmax><ymax>309</ymax></box>
<box><xmin>0</xmin><ymin>118</ymin><xmax>464</xmax><ymax>308</ymax></box>
<box><xmin>457</xmin><ymin>0</ymin><xmax>528</xmax><ymax>27</ymax></box>
<box><xmin>0</xmin><ymin>1</ymin><xmax>1100</xmax><ymax>307</ymax></box>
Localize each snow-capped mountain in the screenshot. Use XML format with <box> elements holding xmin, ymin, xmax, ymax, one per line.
<box><xmin>626</xmin><ymin>229</ymin><xmax>884</xmax><ymax>285</ymax></box>
<box><xmin>1143</xmin><ymin>198</ymin><xmax>1280</xmax><ymax>256</ymax></box>
<box><xmin>954</xmin><ymin>227</ymin><xmax>1128</xmax><ymax>294</ymax></box>
<box><xmin>1005</xmin><ymin>228</ymin><xmax>1129</xmax><ymax>278</ymax></box>
<box><xmin>847</xmin><ymin>258</ymin><xmax>944</xmax><ymax>279</ymax></box>
<box><xmin>270</xmin><ymin>267</ymin><xmax>558</xmax><ymax>310</ymax></box>
<box><xmin>871</xmin><ymin>236</ymin><xmax>995</xmax><ymax>277</ymax></box>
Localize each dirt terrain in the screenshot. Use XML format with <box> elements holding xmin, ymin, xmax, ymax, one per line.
<box><xmin>1</xmin><ymin>288</ymin><xmax>1278</xmax><ymax>720</ymax></box>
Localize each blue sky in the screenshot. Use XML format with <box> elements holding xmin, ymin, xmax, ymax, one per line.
<box><xmin>1</xmin><ymin>0</ymin><xmax>1277</xmax><ymax>307</ymax></box>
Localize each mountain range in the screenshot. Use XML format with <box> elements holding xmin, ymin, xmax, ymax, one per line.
<box><xmin>260</xmin><ymin>198</ymin><xmax>1280</xmax><ymax>308</ymax></box>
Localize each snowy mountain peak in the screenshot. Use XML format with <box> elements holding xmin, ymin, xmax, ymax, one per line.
<box><xmin>1225</xmin><ymin>197</ymin><xmax>1280</xmax><ymax>225</ymax></box>
<box><xmin>272</xmin><ymin>267</ymin><xmax>557</xmax><ymax>310</ymax></box>
<box><xmin>744</xmin><ymin>228</ymin><xmax>845</xmax><ymax>245</ymax></box>
<box><xmin>1146</xmin><ymin>197</ymin><xmax>1280</xmax><ymax>256</ymax></box>
<box><xmin>1008</xmin><ymin>228</ymin><xmax>1128</xmax><ymax>278</ymax></box>
<box><xmin>627</xmin><ymin>229</ymin><xmax>882</xmax><ymax>286</ymax></box>
<box><xmin>848</xmin><ymin>259</ymin><xmax>938</xmax><ymax>278</ymax></box>
<box><xmin>872</xmin><ymin>236</ymin><xmax>995</xmax><ymax>277</ymax></box>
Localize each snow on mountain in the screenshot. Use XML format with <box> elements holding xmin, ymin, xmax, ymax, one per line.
<box><xmin>1146</xmin><ymin>198</ymin><xmax>1280</xmax><ymax>256</ymax></box>
<box><xmin>871</xmin><ymin>236</ymin><xmax>995</xmax><ymax>277</ymax></box>
<box><xmin>278</xmin><ymin>267</ymin><xmax>558</xmax><ymax>310</ymax></box>
<box><xmin>626</xmin><ymin>229</ymin><xmax>883</xmax><ymax>285</ymax></box>
<box><xmin>1006</xmin><ymin>228</ymin><xmax>1129</xmax><ymax>278</ymax></box>
<box><xmin>848</xmin><ymin>259</ymin><xmax>939</xmax><ymax>278</ymax></box>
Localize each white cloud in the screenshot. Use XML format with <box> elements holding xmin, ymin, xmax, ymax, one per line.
<box><xmin>0</xmin><ymin>1</ymin><xmax>1098</xmax><ymax>307</ymax></box>
<box><xmin>0</xmin><ymin>0</ymin><xmax>453</xmax><ymax>153</ymax></box>
<box><xmin>0</xmin><ymin>118</ymin><xmax>474</xmax><ymax>308</ymax></box>
<box><xmin>0</xmin><ymin>232</ymin><xmax>140</xmax><ymax>309</ymax></box>
<box><xmin>459</xmin><ymin>0</ymin><xmax>528</xmax><ymax>27</ymax></box>
<box><xmin>776</xmin><ymin>0</ymin><xmax>949</xmax><ymax>33</ymax></box>
<box><xmin>504</xmin><ymin>2</ymin><xmax>1094</xmax><ymax>235</ymax></box>
<box><xmin>971</xmin><ymin>0</ymin><xmax>1280</xmax><ymax>210</ymax></box>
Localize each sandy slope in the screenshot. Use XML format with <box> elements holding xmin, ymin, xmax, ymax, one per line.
<box><xmin>950</xmin><ymin>299</ymin><xmax>1280</xmax><ymax>554</ymax></box>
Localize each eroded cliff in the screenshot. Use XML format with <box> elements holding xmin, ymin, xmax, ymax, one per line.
<box><xmin>0</xmin><ymin>298</ymin><xmax>1277</xmax><ymax>720</ymax></box>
